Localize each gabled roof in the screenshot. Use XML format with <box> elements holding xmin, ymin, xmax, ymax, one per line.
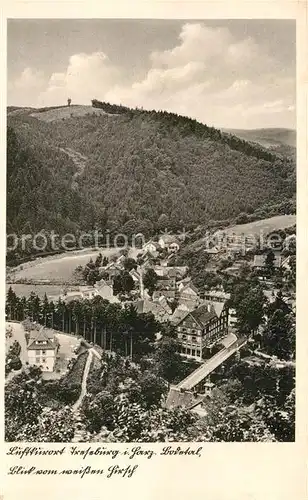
<box><xmin>143</xmin><ymin>240</ymin><xmax>161</xmax><ymax>250</ymax></box>
<box><xmin>27</xmin><ymin>327</ymin><xmax>58</xmax><ymax>351</ymax></box>
<box><xmin>188</xmin><ymin>304</ymin><xmax>217</xmax><ymax>328</ymax></box>
<box><xmin>204</xmin><ymin>247</ymin><xmax>220</xmax><ymax>254</ymax></box>
<box><xmin>210</xmin><ymin>301</ymin><xmax>225</xmax><ymax>317</ymax></box>
<box><xmin>158</xmin><ymin>234</ymin><xmax>180</xmax><ymax>245</ymax></box>
<box><xmin>177</xmin><ymin>276</ymin><xmax>192</xmax><ymax>288</ymax></box>
<box><xmin>170</xmin><ymin>306</ymin><xmax>190</xmax><ymax>325</ymax></box>
<box><xmin>94</xmin><ymin>278</ymin><xmax>109</xmax><ymax>288</ymax></box>
<box><xmin>129</xmin><ymin>269</ymin><xmax>141</xmax><ymax>281</ymax></box>
<box><xmin>179</xmin><ymin>283</ymin><xmax>199</xmax><ymax>296</ymax></box>
<box><xmin>105</xmin><ymin>261</ymin><xmax>123</xmax><ymax>271</ymax></box>
<box><xmin>133</xmin><ymin>299</ymin><xmax>171</xmax><ymax>322</ymax></box>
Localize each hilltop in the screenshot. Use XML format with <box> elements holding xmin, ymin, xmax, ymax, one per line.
<box><xmin>223</xmin><ymin>128</ymin><xmax>296</xmax><ymax>157</ymax></box>
<box><xmin>7</xmin><ymin>102</ymin><xmax>295</xmax><ymax>247</ymax></box>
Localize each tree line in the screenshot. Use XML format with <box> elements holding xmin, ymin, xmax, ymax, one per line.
<box><xmin>6</xmin><ymin>287</ymin><xmax>160</xmax><ymax>359</ymax></box>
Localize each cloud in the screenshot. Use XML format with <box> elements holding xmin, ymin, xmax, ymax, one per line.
<box><xmin>9</xmin><ymin>24</ymin><xmax>295</xmax><ymax>128</ymax></box>
<box><xmin>38</xmin><ymin>52</ymin><xmax>119</xmax><ymax>106</ymax></box>
<box><xmin>105</xmin><ymin>23</ymin><xmax>295</xmax><ymax>128</ymax></box>
<box><xmin>8</xmin><ymin>67</ymin><xmax>46</xmax><ymax>106</ymax></box>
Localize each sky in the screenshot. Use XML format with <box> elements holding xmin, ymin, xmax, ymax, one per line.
<box><xmin>7</xmin><ymin>19</ymin><xmax>296</xmax><ymax>129</ymax></box>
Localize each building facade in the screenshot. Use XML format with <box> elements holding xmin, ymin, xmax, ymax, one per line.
<box><xmin>175</xmin><ymin>304</ymin><xmax>228</xmax><ymax>361</ymax></box>
<box><xmin>27</xmin><ymin>327</ymin><xmax>59</xmax><ymax>372</ymax></box>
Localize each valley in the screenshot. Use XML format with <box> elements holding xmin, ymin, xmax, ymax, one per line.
<box><xmin>5</xmin><ymin>103</ymin><xmax>296</xmax><ymax>444</ymax></box>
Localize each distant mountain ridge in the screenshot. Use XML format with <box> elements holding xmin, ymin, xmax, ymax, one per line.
<box><xmin>7</xmin><ymin>104</ymin><xmax>296</xmax><ymax>246</ymax></box>
<box><xmin>222</xmin><ymin>128</ymin><xmax>296</xmax><ymax>155</ymax></box>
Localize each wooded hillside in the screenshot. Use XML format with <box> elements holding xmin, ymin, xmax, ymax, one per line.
<box><xmin>7</xmin><ymin>103</ymin><xmax>295</xmax><ymax>239</ymax></box>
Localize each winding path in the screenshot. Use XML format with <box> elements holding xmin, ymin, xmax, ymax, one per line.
<box><xmin>72</xmin><ymin>347</ymin><xmax>102</xmax><ymax>412</ymax></box>
<box><xmin>59</xmin><ymin>147</ymin><xmax>87</xmax><ymax>190</ymax></box>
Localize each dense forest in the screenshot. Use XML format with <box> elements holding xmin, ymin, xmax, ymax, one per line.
<box><xmin>7</xmin><ymin>103</ymin><xmax>295</xmax><ymax>258</ymax></box>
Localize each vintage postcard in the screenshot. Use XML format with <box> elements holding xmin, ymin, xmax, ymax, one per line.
<box><xmin>1</xmin><ymin>1</ymin><xmax>307</xmax><ymax>499</ymax></box>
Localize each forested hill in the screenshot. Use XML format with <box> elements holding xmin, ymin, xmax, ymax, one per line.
<box><xmin>7</xmin><ymin>103</ymin><xmax>295</xmax><ymax>239</ymax></box>
<box><xmin>222</xmin><ymin>127</ymin><xmax>296</xmax><ymax>158</ymax></box>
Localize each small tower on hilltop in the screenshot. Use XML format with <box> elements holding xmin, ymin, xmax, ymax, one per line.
<box><xmin>67</xmin><ymin>98</ymin><xmax>72</xmax><ymax>107</ymax></box>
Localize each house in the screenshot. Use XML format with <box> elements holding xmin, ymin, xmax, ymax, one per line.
<box><xmin>133</xmin><ymin>298</ymin><xmax>172</xmax><ymax>323</ymax></box>
<box><xmin>203</xmin><ymin>290</ymin><xmax>231</xmax><ymax>303</ymax></box>
<box><xmin>142</xmin><ymin>240</ymin><xmax>161</xmax><ymax>257</ymax></box>
<box><xmin>80</xmin><ymin>286</ymin><xmax>97</xmax><ymax>300</ymax></box>
<box><xmin>153</xmin><ymin>265</ymin><xmax>188</xmax><ymax>279</ymax></box>
<box><xmin>129</xmin><ymin>268</ymin><xmax>141</xmax><ymax>283</ymax></box>
<box><xmin>202</xmin><ymin>290</ymin><xmax>237</xmax><ymax>329</ymax></box>
<box><xmin>154</xmin><ymin>277</ymin><xmax>177</xmax><ymax>300</ymax></box>
<box><xmin>281</xmin><ymin>255</ymin><xmax>292</xmax><ymax>271</ymax></box>
<box><xmin>101</xmin><ymin>261</ymin><xmax>123</xmax><ymax>280</ymax></box>
<box><xmin>177</xmin><ymin>283</ymin><xmax>201</xmax><ymax>310</ymax></box>
<box><xmin>63</xmin><ymin>292</ymin><xmax>83</xmax><ymax>303</ymax></box>
<box><xmin>170</xmin><ymin>304</ymin><xmax>191</xmax><ymax>325</ymax></box>
<box><xmin>158</xmin><ymin>234</ymin><xmax>180</xmax><ymax>253</ymax></box>
<box><xmin>27</xmin><ymin>327</ymin><xmax>59</xmax><ymax>372</ymax></box>
<box><xmin>204</xmin><ymin>246</ymin><xmax>220</xmax><ymax>255</ymax></box>
<box><xmin>221</xmin><ymin>264</ymin><xmax>243</xmax><ymax>278</ymax></box>
<box><xmin>174</xmin><ymin>303</ymin><xmax>228</xmax><ymax>361</ymax></box>
<box><xmin>95</xmin><ymin>282</ymin><xmax>120</xmax><ymax>303</ymax></box>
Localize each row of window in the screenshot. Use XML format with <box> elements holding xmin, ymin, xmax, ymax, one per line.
<box><xmin>182</xmin><ymin>320</ymin><xmax>198</xmax><ymax>328</ymax></box>
<box><xmin>34</xmin><ymin>349</ymin><xmax>47</xmax><ymax>355</ymax></box>
<box><xmin>178</xmin><ymin>327</ymin><xmax>201</xmax><ymax>335</ymax></box>
<box><xmin>179</xmin><ymin>346</ymin><xmax>201</xmax><ymax>357</ymax></box>
<box><xmin>178</xmin><ymin>334</ymin><xmax>200</xmax><ymax>343</ymax></box>
<box><xmin>35</xmin><ymin>357</ymin><xmax>46</xmax><ymax>363</ymax></box>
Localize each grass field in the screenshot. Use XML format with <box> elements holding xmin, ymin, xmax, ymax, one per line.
<box><xmin>30</xmin><ymin>105</ymin><xmax>109</xmax><ymax>122</ymax></box>
<box><xmin>218</xmin><ymin>214</ymin><xmax>296</xmax><ymax>237</ymax></box>
<box><xmin>8</xmin><ymin>248</ymin><xmax>119</xmax><ymax>283</ymax></box>
<box><xmin>190</xmin><ymin>214</ymin><xmax>296</xmax><ymax>250</ymax></box>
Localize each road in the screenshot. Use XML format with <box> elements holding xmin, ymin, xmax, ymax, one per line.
<box><xmin>177</xmin><ymin>337</ymin><xmax>247</xmax><ymax>391</ymax></box>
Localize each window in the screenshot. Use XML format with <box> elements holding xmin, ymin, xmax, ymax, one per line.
<box><xmin>42</xmin><ymin>350</ymin><xmax>46</xmax><ymax>355</ymax></box>
<box><xmin>42</xmin><ymin>358</ymin><xmax>46</xmax><ymax>363</ymax></box>
<box><xmin>182</xmin><ymin>335</ymin><xmax>187</xmax><ymax>340</ymax></box>
<box><xmin>192</xmin><ymin>336</ymin><xmax>197</xmax><ymax>343</ymax></box>
<box><xmin>191</xmin><ymin>349</ymin><xmax>195</xmax><ymax>356</ymax></box>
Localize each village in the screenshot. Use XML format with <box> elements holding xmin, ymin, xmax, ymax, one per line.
<box><xmin>56</xmin><ymin>227</ymin><xmax>296</xmax><ymax>353</ymax></box>
<box><xmin>6</xmin><ymin>222</ymin><xmax>296</xmax><ymax>412</ymax></box>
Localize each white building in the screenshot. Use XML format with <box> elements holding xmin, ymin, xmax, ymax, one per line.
<box><xmin>158</xmin><ymin>234</ymin><xmax>180</xmax><ymax>253</ymax></box>
<box><xmin>27</xmin><ymin>327</ymin><xmax>59</xmax><ymax>372</ymax></box>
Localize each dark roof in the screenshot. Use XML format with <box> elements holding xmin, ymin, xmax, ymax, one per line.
<box><xmin>27</xmin><ymin>327</ymin><xmax>58</xmax><ymax>351</ymax></box>
<box><xmin>189</xmin><ymin>304</ymin><xmax>217</xmax><ymax>327</ymax></box>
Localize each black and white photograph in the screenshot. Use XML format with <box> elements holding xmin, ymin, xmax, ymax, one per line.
<box><xmin>5</xmin><ymin>18</ymin><xmax>296</xmax><ymax>443</ymax></box>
